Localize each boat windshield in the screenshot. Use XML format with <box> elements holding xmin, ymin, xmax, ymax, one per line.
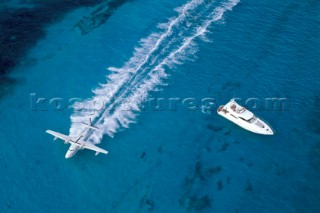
<box><xmin>249</xmin><ymin>116</ymin><xmax>257</xmax><ymax>123</ymax></box>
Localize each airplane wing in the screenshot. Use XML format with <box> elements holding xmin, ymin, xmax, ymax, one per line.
<box><xmin>77</xmin><ymin>140</ymin><xmax>108</xmax><ymax>155</ymax></box>
<box><xmin>46</xmin><ymin>130</ymin><xmax>70</xmax><ymax>141</ymax></box>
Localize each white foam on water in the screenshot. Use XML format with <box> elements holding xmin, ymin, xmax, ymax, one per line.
<box><xmin>69</xmin><ymin>0</ymin><xmax>240</xmax><ymax>144</ymax></box>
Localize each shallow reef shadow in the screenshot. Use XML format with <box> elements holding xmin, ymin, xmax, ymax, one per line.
<box><xmin>0</xmin><ymin>0</ymin><xmax>129</xmax><ymax>97</ymax></box>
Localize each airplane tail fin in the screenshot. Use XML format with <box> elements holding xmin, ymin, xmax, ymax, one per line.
<box><xmin>80</xmin><ymin>118</ymin><xmax>99</xmax><ymax>130</ymax></box>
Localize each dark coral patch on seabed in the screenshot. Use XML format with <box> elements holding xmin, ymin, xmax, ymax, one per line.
<box><xmin>179</xmin><ymin>161</ymin><xmax>225</xmax><ymax>211</ymax></box>
<box><xmin>75</xmin><ymin>0</ymin><xmax>129</xmax><ymax>35</ymax></box>
<box><xmin>0</xmin><ymin>0</ymin><xmax>128</xmax><ymax>97</ymax></box>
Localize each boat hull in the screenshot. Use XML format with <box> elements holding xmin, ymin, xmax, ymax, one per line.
<box><xmin>217</xmin><ymin>105</ymin><xmax>274</xmax><ymax>135</ymax></box>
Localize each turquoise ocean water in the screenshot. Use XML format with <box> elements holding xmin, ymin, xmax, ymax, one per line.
<box><xmin>0</xmin><ymin>0</ymin><xmax>319</xmax><ymax>212</ymax></box>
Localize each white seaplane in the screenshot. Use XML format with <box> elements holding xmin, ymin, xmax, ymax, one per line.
<box><xmin>217</xmin><ymin>99</ymin><xmax>274</xmax><ymax>135</ymax></box>
<box><xmin>46</xmin><ymin>119</ymin><xmax>108</xmax><ymax>158</ymax></box>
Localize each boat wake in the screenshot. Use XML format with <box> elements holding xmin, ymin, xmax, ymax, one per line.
<box><xmin>69</xmin><ymin>0</ymin><xmax>240</xmax><ymax>144</ymax></box>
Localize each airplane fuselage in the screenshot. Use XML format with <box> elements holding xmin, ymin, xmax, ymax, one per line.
<box><xmin>65</xmin><ymin>144</ymin><xmax>80</xmax><ymax>158</ymax></box>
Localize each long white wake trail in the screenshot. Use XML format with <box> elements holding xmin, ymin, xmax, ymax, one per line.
<box><xmin>69</xmin><ymin>0</ymin><xmax>240</xmax><ymax>144</ymax></box>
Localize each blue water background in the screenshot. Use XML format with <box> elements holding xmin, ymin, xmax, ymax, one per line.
<box><xmin>0</xmin><ymin>0</ymin><xmax>319</xmax><ymax>212</ymax></box>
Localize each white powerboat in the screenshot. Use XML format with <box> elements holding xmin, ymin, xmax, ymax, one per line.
<box><xmin>217</xmin><ymin>99</ymin><xmax>274</xmax><ymax>135</ymax></box>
